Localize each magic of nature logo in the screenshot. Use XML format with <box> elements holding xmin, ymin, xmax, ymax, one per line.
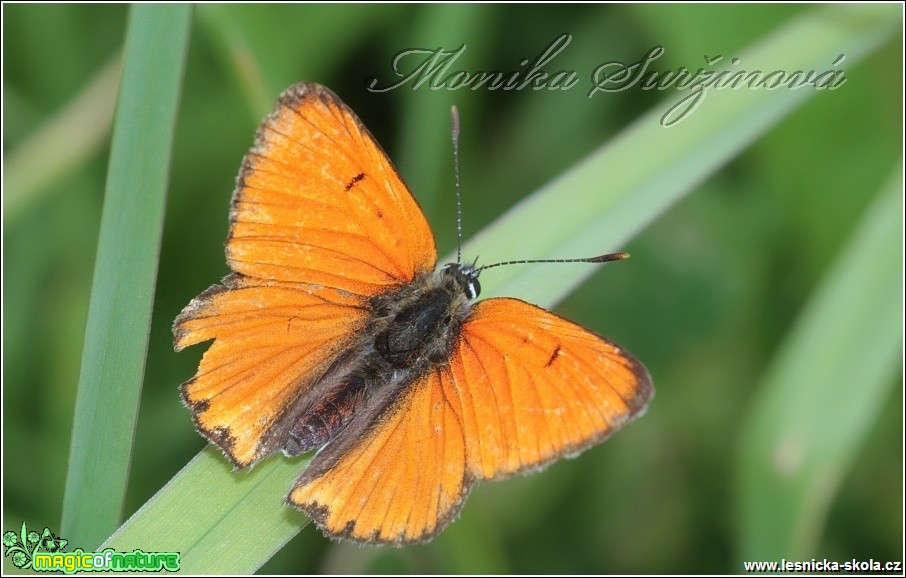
<box><xmin>3</xmin><ymin>522</ymin><xmax>180</xmax><ymax>573</ymax></box>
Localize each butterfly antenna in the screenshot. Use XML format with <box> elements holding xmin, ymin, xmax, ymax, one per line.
<box><xmin>451</xmin><ymin>105</ymin><xmax>464</xmax><ymax>265</ymax></box>
<box><xmin>475</xmin><ymin>252</ymin><xmax>630</xmax><ymax>274</ymax></box>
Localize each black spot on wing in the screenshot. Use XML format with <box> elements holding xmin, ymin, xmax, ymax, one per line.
<box><xmin>344</xmin><ymin>172</ymin><xmax>366</xmax><ymax>191</ymax></box>
<box><xmin>544</xmin><ymin>344</ymin><xmax>562</xmax><ymax>368</ymax></box>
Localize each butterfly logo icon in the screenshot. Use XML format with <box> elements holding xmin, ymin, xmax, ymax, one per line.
<box><xmin>174</xmin><ymin>83</ymin><xmax>653</xmax><ymax>545</ymax></box>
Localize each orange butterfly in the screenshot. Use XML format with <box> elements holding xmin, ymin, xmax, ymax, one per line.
<box><xmin>174</xmin><ymin>82</ymin><xmax>653</xmax><ymax>545</ymax></box>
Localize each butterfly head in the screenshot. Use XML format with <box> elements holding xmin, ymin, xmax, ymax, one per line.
<box><xmin>441</xmin><ymin>263</ymin><xmax>481</xmax><ymax>300</ymax></box>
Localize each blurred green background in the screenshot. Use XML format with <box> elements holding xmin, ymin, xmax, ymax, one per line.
<box><xmin>3</xmin><ymin>4</ymin><xmax>902</xmax><ymax>574</ymax></box>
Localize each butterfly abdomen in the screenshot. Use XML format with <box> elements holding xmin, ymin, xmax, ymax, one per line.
<box><xmin>284</xmin><ymin>376</ymin><xmax>368</xmax><ymax>455</ymax></box>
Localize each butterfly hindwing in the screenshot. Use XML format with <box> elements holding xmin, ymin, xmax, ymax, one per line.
<box><xmin>175</xmin><ymin>276</ymin><xmax>370</xmax><ymax>467</ymax></box>
<box><xmin>289</xmin><ymin>368</ymin><xmax>468</xmax><ymax>544</ymax></box>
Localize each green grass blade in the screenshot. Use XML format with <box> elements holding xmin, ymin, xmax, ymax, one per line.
<box><xmin>102</xmin><ymin>4</ymin><xmax>898</xmax><ymax>572</ymax></box>
<box><xmin>60</xmin><ymin>4</ymin><xmax>191</xmax><ymax>550</ymax></box>
<box><xmin>104</xmin><ymin>448</ymin><xmax>310</xmax><ymax>574</ymax></box>
<box><xmin>736</xmin><ymin>165</ymin><xmax>902</xmax><ymax>561</ymax></box>
<box><xmin>4</xmin><ymin>54</ymin><xmax>121</xmax><ymax>221</ymax></box>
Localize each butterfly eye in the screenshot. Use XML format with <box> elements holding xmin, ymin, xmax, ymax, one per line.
<box><xmin>444</xmin><ymin>314</ymin><xmax>452</xmax><ymax>324</ymax></box>
<box><xmin>464</xmin><ymin>277</ymin><xmax>480</xmax><ymax>300</ymax></box>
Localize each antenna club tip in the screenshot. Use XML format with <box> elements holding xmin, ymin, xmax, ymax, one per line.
<box><xmin>591</xmin><ymin>251</ymin><xmax>630</xmax><ymax>263</ymax></box>
<box><xmin>451</xmin><ymin>106</ymin><xmax>461</xmax><ymax>139</ymax></box>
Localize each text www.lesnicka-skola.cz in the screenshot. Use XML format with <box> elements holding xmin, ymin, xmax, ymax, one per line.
<box><xmin>743</xmin><ymin>558</ymin><xmax>902</xmax><ymax>573</ymax></box>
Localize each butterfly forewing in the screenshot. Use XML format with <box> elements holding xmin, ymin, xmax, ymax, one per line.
<box><xmin>451</xmin><ymin>297</ymin><xmax>652</xmax><ymax>480</ymax></box>
<box><xmin>229</xmin><ymin>83</ymin><xmax>437</xmax><ymax>294</ymax></box>
<box><xmin>175</xmin><ymin>83</ymin><xmax>439</xmax><ymax>467</ymax></box>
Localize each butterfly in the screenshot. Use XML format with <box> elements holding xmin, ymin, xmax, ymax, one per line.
<box><xmin>174</xmin><ymin>82</ymin><xmax>653</xmax><ymax>545</ymax></box>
